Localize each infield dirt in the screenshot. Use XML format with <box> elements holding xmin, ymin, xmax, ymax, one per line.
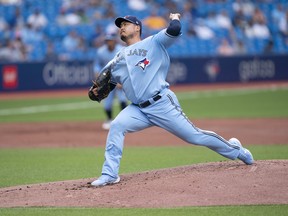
<box><xmin>0</xmin><ymin>160</ymin><xmax>287</xmax><ymax>207</ymax></box>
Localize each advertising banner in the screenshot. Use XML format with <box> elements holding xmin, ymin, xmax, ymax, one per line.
<box><xmin>167</xmin><ymin>54</ymin><xmax>288</xmax><ymax>85</ymax></box>
<box><xmin>1</xmin><ymin>54</ymin><xmax>287</xmax><ymax>92</ymax></box>
<box><xmin>0</xmin><ymin>61</ymin><xmax>94</xmax><ymax>92</ymax></box>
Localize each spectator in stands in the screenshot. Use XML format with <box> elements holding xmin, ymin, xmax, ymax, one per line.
<box><xmin>244</xmin><ymin>19</ymin><xmax>254</xmax><ymax>38</ymax></box>
<box><xmin>252</xmin><ymin>19</ymin><xmax>270</xmax><ymax>39</ymax></box>
<box><xmin>12</xmin><ymin>24</ymin><xmax>22</xmax><ymax>41</ymax></box>
<box><xmin>14</xmin><ymin>36</ymin><xmax>29</xmax><ymax>58</ymax></box>
<box><xmin>77</xmin><ymin>8</ymin><xmax>89</xmax><ymax>24</ymax></box>
<box><xmin>103</xmin><ymin>3</ymin><xmax>116</xmax><ymax>19</ymax></box>
<box><xmin>58</xmin><ymin>4</ymin><xmax>89</xmax><ymax>25</ymax></box>
<box><xmin>279</xmin><ymin>10</ymin><xmax>288</xmax><ymax>41</ymax></box>
<box><xmin>62</xmin><ymin>30</ymin><xmax>81</xmax><ymax>51</ymax></box>
<box><xmin>127</xmin><ymin>0</ymin><xmax>147</xmax><ymax>11</ymax></box>
<box><xmin>182</xmin><ymin>1</ymin><xmax>194</xmax><ymax>22</ymax></box>
<box><xmin>60</xmin><ymin>30</ymin><xmax>87</xmax><ymax>60</ymax></box>
<box><xmin>163</xmin><ymin>0</ymin><xmax>178</xmax><ymax>13</ymax></box>
<box><xmin>61</xmin><ymin>0</ymin><xmax>85</xmax><ymax>13</ymax></box>
<box><xmin>272</xmin><ymin>4</ymin><xmax>285</xmax><ymax>26</ymax></box>
<box><xmin>232</xmin><ymin>0</ymin><xmax>254</xmax><ymax>18</ymax></box>
<box><xmin>6</xmin><ymin>7</ymin><xmax>24</xmax><ymax>29</ymax></box>
<box><xmin>58</xmin><ymin>10</ymin><xmax>81</xmax><ymax>26</ymax></box>
<box><xmin>89</xmin><ymin>0</ymin><xmax>105</xmax><ymax>8</ymax></box>
<box><xmin>233</xmin><ymin>40</ymin><xmax>247</xmax><ymax>55</ymax></box>
<box><xmin>20</xmin><ymin>23</ymin><xmax>44</xmax><ymax>43</ymax></box>
<box><xmin>205</xmin><ymin>12</ymin><xmax>218</xmax><ymax>30</ymax></box>
<box><xmin>90</xmin><ymin>24</ymin><xmax>105</xmax><ymax>48</ymax></box>
<box><xmin>186</xmin><ymin>24</ymin><xmax>197</xmax><ymax>37</ymax></box>
<box><xmin>253</xmin><ymin>21</ymin><xmax>270</xmax><ymax>39</ymax></box>
<box><xmin>217</xmin><ymin>38</ymin><xmax>235</xmax><ymax>56</ymax></box>
<box><xmin>215</xmin><ymin>10</ymin><xmax>232</xmax><ymax>30</ymax></box>
<box><xmin>189</xmin><ymin>1</ymin><xmax>199</xmax><ymax>19</ymax></box>
<box><xmin>232</xmin><ymin>9</ymin><xmax>248</xmax><ymax>30</ymax></box>
<box><xmin>27</xmin><ymin>8</ymin><xmax>48</xmax><ymax>30</ymax></box>
<box><xmin>193</xmin><ymin>19</ymin><xmax>215</xmax><ymax>40</ymax></box>
<box><xmin>143</xmin><ymin>9</ymin><xmax>168</xmax><ymax>32</ymax></box>
<box><xmin>77</xmin><ymin>36</ymin><xmax>88</xmax><ymax>52</ymax></box>
<box><xmin>252</xmin><ymin>7</ymin><xmax>266</xmax><ymax>25</ymax></box>
<box><xmin>244</xmin><ymin>19</ymin><xmax>270</xmax><ymax>39</ymax></box>
<box><xmin>45</xmin><ymin>42</ymin><xmax>59</xmax><ymax>61</ymax></box>
<box><xmin>0</xmin><ymin>41</ymin><xmax>10</xmax><ymax>61</ymax></box>
<box><xmin>106</xmin><ymin>23</ymin><xmax>118</xmax><ymax>35</ymax></box>
<box><xmin>0</xmin><ymin>15</ymin><xmax>8</xmax><ymax>32</ymax></box>
<box><xmin>56</xmin><ymin>9</ymin><xmax>68</xmax><ymax>26</ymax></box>
<box><xmin>0</xmin><ymin>0</ymin><xmax>22</xmax><ymax>5</ymax></box>
<box><xmin>263</xmin><ymin>39</ymin><xmax>274</xmax><ymax>54</ymax></box>
<box><xmin>0</xmin><ymin>38</ymin><xmax>26</xmax><ymax>62</ymax></box>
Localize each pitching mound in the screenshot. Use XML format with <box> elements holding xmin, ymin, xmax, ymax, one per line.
<box><xmin>0</xmin><ymin>160</ymin><xmax>287</xmax><ymax>208</ymax></box>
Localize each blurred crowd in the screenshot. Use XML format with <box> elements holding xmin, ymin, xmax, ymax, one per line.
<box><xmin>0</xmin><ymin>0</ymin><xmax>287</xmax><ymax>62</ymax></box>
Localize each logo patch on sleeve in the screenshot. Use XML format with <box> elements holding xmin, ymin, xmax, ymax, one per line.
<box><xmin>136</xmin><ymin>58</ymin><xmax>150</xmax><ymax>70</ymax></box>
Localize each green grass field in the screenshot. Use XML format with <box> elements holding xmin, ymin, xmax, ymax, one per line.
<box><xmin>0</xmin><ymin>85</ymin><xmax>288</xmax><ymax>216</ymax></box>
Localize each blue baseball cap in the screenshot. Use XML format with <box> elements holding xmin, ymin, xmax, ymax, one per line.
<box><xmin>115</xmin><ymin>15</ymin><xmax>142</xmax><ymax>35</ymax></box>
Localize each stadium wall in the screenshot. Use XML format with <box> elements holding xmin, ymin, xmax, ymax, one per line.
<box><xmin>1</xmin><ymin>54</ymin><xmax>287</xmax><ymax>92</ymax></box>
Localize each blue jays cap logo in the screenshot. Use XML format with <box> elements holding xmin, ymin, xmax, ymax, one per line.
<box><xmin>136</xmin><ymin>58</ymin><xmax>150</xmax><ymax>70</ymax></box>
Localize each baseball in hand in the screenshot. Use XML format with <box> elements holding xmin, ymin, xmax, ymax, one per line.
<box><xmin>170</xmin><ymin>13</ymin><xmax>181</xmax><ymax>20</ymax></box>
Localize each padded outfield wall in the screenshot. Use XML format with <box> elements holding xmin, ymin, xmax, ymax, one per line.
<box><xmin>0</xmin><ymin>54</ymin><xmax>287</xmax><ymax>92</ymax></box>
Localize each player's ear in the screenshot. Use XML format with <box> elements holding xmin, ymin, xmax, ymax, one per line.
<box><xmin>135</xmin><ymin>25</ymin><xmax>141</xmax><ymax>34</ymax></box>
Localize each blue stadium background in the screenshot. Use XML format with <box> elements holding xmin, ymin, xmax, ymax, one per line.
<box><xmin>0</xmin><ymin>0</ymin><xmax>288</xmax><ymax>62</ymax></box>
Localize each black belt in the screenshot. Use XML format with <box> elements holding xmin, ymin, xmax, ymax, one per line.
<box><xmin>134</xmin><ymin>94</ymin><xmax>162</xmax><ymax>108</ymax></box>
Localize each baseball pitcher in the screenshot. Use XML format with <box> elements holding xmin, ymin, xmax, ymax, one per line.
<box><xmin>88</xmin><ymin>13</ymin><xmax>254</xmax><ymax>187</ymax></box>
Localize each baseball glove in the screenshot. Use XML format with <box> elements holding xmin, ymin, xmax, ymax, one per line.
<box><xmin>88</xmin><ymin>67</ymin><xmax>116</xmax><ymax>102</ymax></box>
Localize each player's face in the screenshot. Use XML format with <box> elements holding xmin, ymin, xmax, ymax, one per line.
<box><xmin>106</xmin><ymin>39</ymin><xmax>116</xmax><ymax>50</ymax></box>
<box><xmin>119</xmin><ymin>21</ymin><xmax>139</xmax><ymax>42</ymax></box>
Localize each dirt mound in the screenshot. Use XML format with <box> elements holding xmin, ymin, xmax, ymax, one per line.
<box><xmin>0</xmin><ymin>160</ymin><xmax>287</xmax><ymax>208</ymax></box>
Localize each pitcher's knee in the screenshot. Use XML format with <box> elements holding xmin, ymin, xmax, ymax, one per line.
<box><xmin>109</xmin><ymin>119</ymin><xmax>127</xmax><ymax>134</ymax></box>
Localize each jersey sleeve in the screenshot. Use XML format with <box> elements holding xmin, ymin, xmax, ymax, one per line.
<box><xmin>102</xmin><ymin>55</ymin><xmax>120</xmax><ymax>85</ymax></box>
<box><xmin>99</xmin><ymin>61</ymin><xmax>117</xmax><ymax>85</ymax></box>
<box><xmin>153</xmin><ymin>25</ymin><xmax>181</xmax><ymax>48</ymax></box>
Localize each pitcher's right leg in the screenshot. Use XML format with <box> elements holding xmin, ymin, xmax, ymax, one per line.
<box><xmin>91</xmin><ymin>104</ymin><xmax>152</xmax><ymax>187</ymax></box>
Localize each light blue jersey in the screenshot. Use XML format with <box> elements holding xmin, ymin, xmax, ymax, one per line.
<box><xmin>109</xmin><ymin>29</ymin><xmax>176</xmax><ymax>104</ymax></box>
